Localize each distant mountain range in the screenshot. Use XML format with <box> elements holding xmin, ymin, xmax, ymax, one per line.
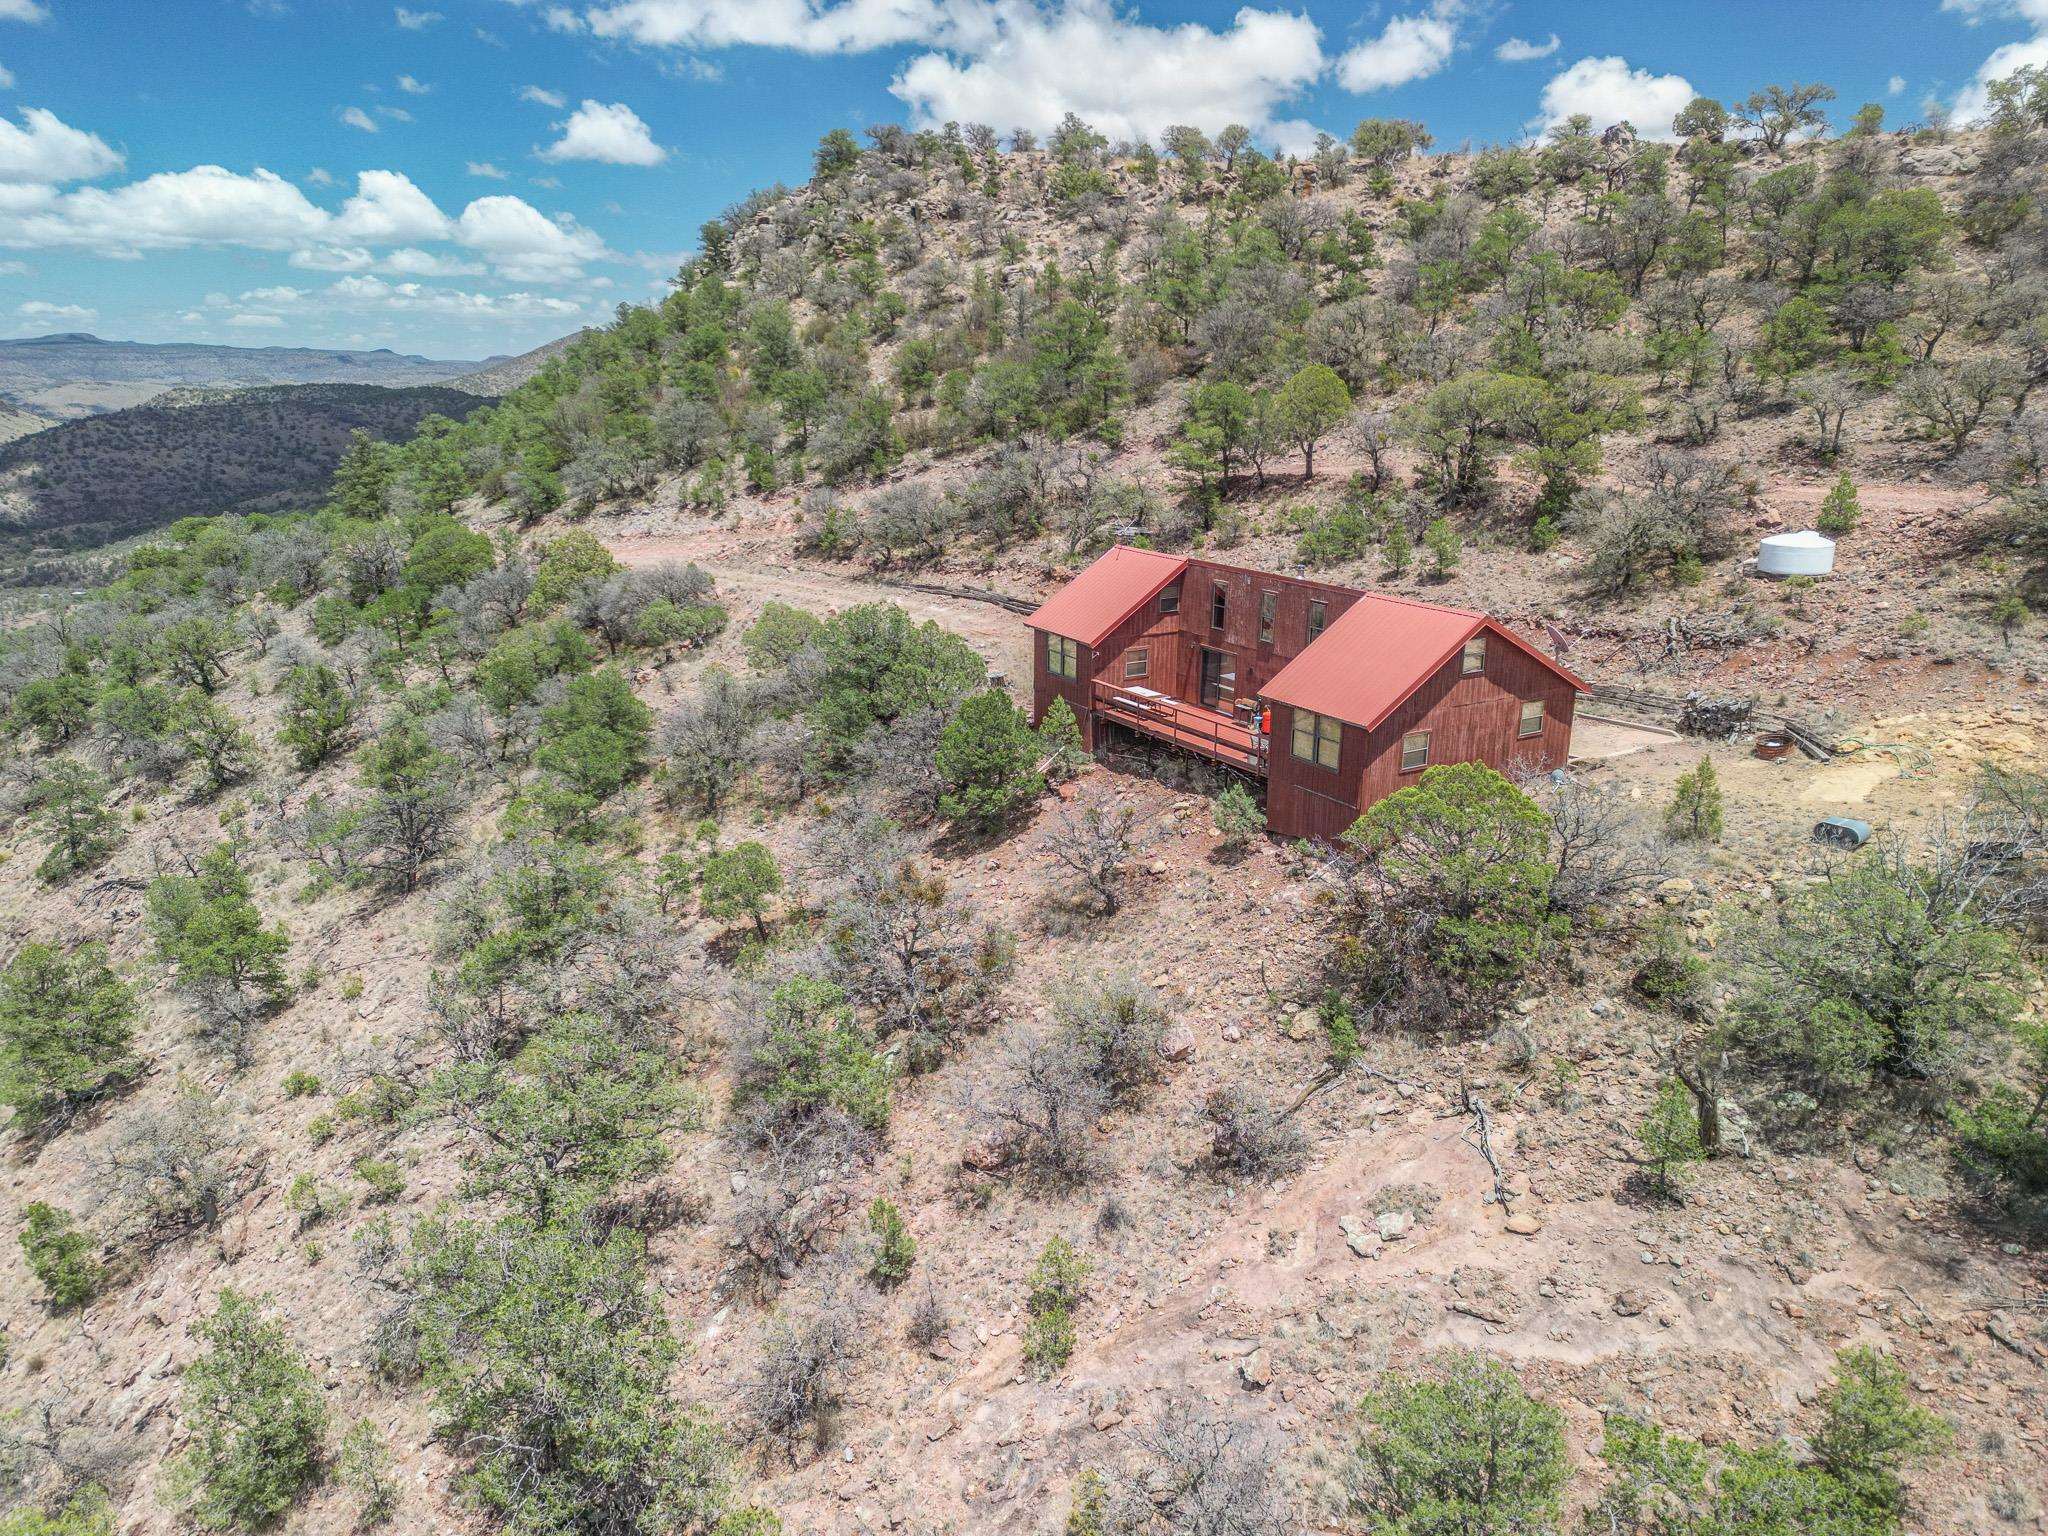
<box><xmin>0</xmin><ymin>332</ymin><xmax>501</xmax><ymax>436</ymax></box>
<box><xmin>0</xmin><ymin>382</ymin><xmax>494</xmax><ymax>552</ymax></box>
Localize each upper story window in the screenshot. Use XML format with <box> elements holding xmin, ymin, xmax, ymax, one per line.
<box><xmin>1306</xmin><ymin>599</ymin><xmax>1327</xmax><ymax>644</ymax></box>
<box><xmin>1291</xmin><ymin>709</ymin><xmax>1342</xmax><ymax>771</ymax></box>
<box><xmin>1519</xmin><ymin>699</ymin><xmax>1546</xmax><ymax>738</ymax></box>
<box><xmin>1259</xmin><ymin>590</ymin><xmax>1277</xmax><ymax>644</ymax></box>
<box><xmin>1400</xmin><ymin>730</ymin><xmax>1431</xmax><ymax>773</ymax></box>
<box><xmin>1046</xmin><ymin>633</ymin><xmax>1078</xmax><ymax>679</ymax></box>
<box><xmin>1211</xmin><ymin>585</ymin><xmax>1228</xmax><ymax>629</ymax></box>
<box><xmin>1461</xmin><ymin>636</ymin><xmax>1487</xmax><ymax>676</ymax></box>
<box><xmin>1159</xmin><ymin>587</ymin><xmax>1180</xmax><ymax>615</ymax></box>
<box><xmin>1124</xmin><ymin>648</ymin><xmax>1149</xmax><ymax>680</ymax></box>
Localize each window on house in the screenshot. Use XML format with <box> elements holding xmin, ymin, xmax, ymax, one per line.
<box><xmin>1159</xmin><ymin>587</ymin><xmax>1180</xmax><ymax>614</ymax></box>
<box><xmin>1400</xmin><ymin>730</ymin><xmax>1431</xmax><ymax>772</ymax></box>
<box><xmin>1290</xmin><ymin>709</ymin><xmax>1342</xmax><ymax>771</ymax></box>
<box><xmin>1124</xmin><ymin>648</ymin><xmax>1149</xmax><ymax>680</ymax></box>
<box><xmin>1211</xmin><ymin>585</ymin><xmax>1228</xmax><ymax>629</ymax></box>
<box><xmin>1306</xmin><ymin>599</ymin><xmax>1327</xmax><ymax>643</ymax></box>
<box><xmin>1046</xmin><ymin>633</ymin><xmax>1078</xmax><ymax>679</ymax></box>
<box><xmin>1519</xmin><ymin>699</ymin><xmax>1545</xmax><ymax>738</ymax></box>
<box><xmin>1259</xmin><ymin>590</ymin><xmax>1277</xmax><ymax>644</ymax></box>
<box><xmin>1461</xmin><ymin>636</ymin><xmax>1487</xmax><ymax>676</ymax></box>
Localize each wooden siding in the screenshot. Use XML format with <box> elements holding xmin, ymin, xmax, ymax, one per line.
<box><xmin>1264</xmin><ymin>702</ymin><xmax>1371</xmax><ymax>842</ymax></box>
<box><xmin>1165</xmin><ymin>561</ymin><xmax>1361</xmax><ymax>712</ymax></box>
<box><xmin>1355</xmin><ymin>640</ymin><xmax>1579</xmax><ymax>809</ymax></box>
<box><xmin>1032</xmin><ymin>555</ymin><xmax>1578</xmax><ymax>843</ymax></box>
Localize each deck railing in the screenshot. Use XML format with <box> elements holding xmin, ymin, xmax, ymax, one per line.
<box><xmin>1091</xmin><ymin>679</ymin><xmax>1266</xmax><ymax>775</ymax></box>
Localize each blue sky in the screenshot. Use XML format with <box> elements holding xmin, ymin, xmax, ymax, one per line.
<box><xmin>0</xmin><ymin>0</ymin><xmax>2043</xmax><ymax>362</ymax></box>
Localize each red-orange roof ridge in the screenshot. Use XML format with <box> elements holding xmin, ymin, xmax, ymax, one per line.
<box><xmin>1024</xmin><ymin>545</ymin><xmax>1186</xmax><ymax>648</ymax></box>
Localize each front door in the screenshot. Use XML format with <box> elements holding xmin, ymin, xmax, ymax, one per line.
<box><xmin>1199</xmin><ymin>648</ymin><xmax>1235</xmax><ymax>711</ymax></box>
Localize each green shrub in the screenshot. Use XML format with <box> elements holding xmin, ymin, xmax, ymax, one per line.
<box><xmin>34</xmin><ymin>762</ymin><xmax>119</xmax><ymax>883</ymax></box>
<box><xmin>1665</xmin><ymin>756</ymin><xmax>1724</xmax><ymax>842</ymax></box>
<box><xmin>1813</xmin><ymin>1347</ymin><xmax>1952</xmax><ymax>1522</ymax></box>
<box><xmin>738</xmin><ymin>976</ymin><xmax>894</xmax><ymax>1134</ymax></box>
<box><xmin>699</xmin><ymin>842</ymin><xmax>783</xmax><ymax>938</ymax></box>
<box><xmin>286</xmin><ymin>1174</ymin><xmax>338</xmax><ymax>1230</ymax></box>
<box><xmin>1212</xmin><ymin>782</ymin><xmax>1263</xmax><ymax>849</ymax></box>
<box><xmin>1296</xmin><ymin>501</ymin><xmax>1376</xmax><ymax>567</ymax></box>
<box><xmin>866</xmin><ymin>1197</ymin><xmax>916</xmax><ymax>1288</ymax></box>
<box><xmin>175</xmin><ymin>1291</ymin><xmax>328</xmax><ymax>1531</ymax></box>
<box><xmin>1037</xmin><ymin>698</ymin><xmax>1087</xmax><ymax>782</ymax></box>
<box><xmin>354</xmin><ymin>1158</ymin><xmax>407</xmax><ymax>1203</ymax></box>
<box><xmin>408</xmin><ymin>1215</ymin><xmax>740</xmax><ymax>1534</ymax></box>
<box><xmin>1023</xmin><ymin>1237</ymin><xmax>1090</xmax><ymax>1375</ymax></box>
<box><xmin>1639</xmin><ymin>1078</ymin><xmax>1705</xmax><ymax>1199</ymax></box>
<box><xmin>1816</xmin><ymin>471</ymin><xmax>1862</xmax><ymax>535</ymax></box>
<box><xmin>19</xmin><ymin>1202</ymin><xmax>102</xmax><ymax>1309</ymax></box>
<box><xmin>0</xmin><ymin>1485</ymin><xmax>114</xmax><ymax>1536</ymax></box>
<box><xmin>0</xmin><ymin>941</ymin><xmax>137</xmax><ymax>1133</ymax></box>
<box><xmin>1358</xmin><ymin>1351</ymin><xmax>1568</xmax><ymax>1535</ymax></box>
<box><xmin>281</xmin><ymin>1070</ymin><xmax>322</xmax><ymax>1099</ymax></box>
<box><xmin>1422</xmin><ymin>516</ymin><xmax>1461</xmax><ymax>575</ymax></box>
<box><xmin>936</xmin><ymin>690</ymin><xmax>1045</xmax><ymax>829</ymax></box>
<box><xmin>337</xmin><ymin>1420</ymin><xmax>397</xmax><ymax>1527</ymax></box>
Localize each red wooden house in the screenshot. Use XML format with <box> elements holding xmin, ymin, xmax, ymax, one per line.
<box><xmin>1027</xmin><ymin>547</ymin><xmax>1589</xmax><ymax>842</ymax></box>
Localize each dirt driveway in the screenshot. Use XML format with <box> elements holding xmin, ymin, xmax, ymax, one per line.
<box><xmin>605</xmin><ymin>529</ymin><xmax>1037</xmax><ymax>690</ymax></box>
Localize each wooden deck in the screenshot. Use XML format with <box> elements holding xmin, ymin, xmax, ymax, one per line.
<box><xmin>1091</xmin><ymin>680</ymin><xmax>1265</xmax><ymax>774</ymax></box>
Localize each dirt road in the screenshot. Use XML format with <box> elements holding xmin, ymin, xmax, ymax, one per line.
<box><xmin>604</xmin><ymin>528</ymin><xmax>1037</xmax><ymax>686</ymax></box>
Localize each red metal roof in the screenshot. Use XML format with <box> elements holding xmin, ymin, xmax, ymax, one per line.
<box><xmin>1026</xmin><ymin>545</ymin><xmax>1187</xmax><ymax>648</ymax></box>
<box><xmin>1260</xmin><ymin>592</ymin><xmax>1588</xmax><ymax>731</ymax></box>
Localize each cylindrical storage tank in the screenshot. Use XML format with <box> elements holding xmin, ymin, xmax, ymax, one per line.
<box><xmin>1758</xmin><ymin>529</ymin><xmax>1835</xmax><ymax>577</ymax></box>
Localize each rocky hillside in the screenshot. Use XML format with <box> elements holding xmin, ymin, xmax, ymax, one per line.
<box><xmin>0</xmin><ymin>383</ymin><xmax>493</xmax><ymax>551</ymax></box>
<box><xmin>443</xmin><ymin>329</ymin><xmax>590</xmax><ymax>397</ymax></box>
<box><xmin>0</xmin><ymin>333</ymin><xmax>490</xmax><ymax>423</ymax></box>
<box><xmin>0</xmin><ymin>392</ymin><xmax>58</xmax><ymax>447</ymax></box>
<box><xmin>1</xmin><ymin>86</ymin><xmax>2047</xmax><ymax>1536</ymax></box>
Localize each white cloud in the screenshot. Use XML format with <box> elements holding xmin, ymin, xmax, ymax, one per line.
<box><xmin>0</xmin><ymin>258</ymin><xmax>27</xmax><ymax>275</ymax></box>
<box><xmin>394</xmin><ymin>6</ymin><xmax>442</xmax><ymax>26</ymax></box>
<box><xmin>1942</xmin><ymin>0</ymin><xmax>2048</xmax><ymax>22</ymax></box>
<box><xmin>305</xmin><ymin>166</ymin><xmax>334</xmax><ymax>185</ymax></box>
<box><xmin>891</xmin><ymin>3</ymin><xmax>1327</xmax><ymax>153</ymax></box>
<box><xmin>376</xmin><ymin>105</ymin><xmax>414</xmax><ymax>122</ymax></box>
<box><xmin>320</xmin><ymin>273</ymin><xmax>594</xmax><ymax>323</ymax></box>
<box><xmin>226</xmin><ymin>311</ymin><xmax>286</xmax><ymax>328</ymax></box>
<box><xmin>543</xmin><ymin>6</ymin><xmax>582</xmax><ymax>31</ymax></box>
<box><xmin>467</xmin><ymin>160</ymin><xmax>509</xmax><ymax>179</ymax></box>
<box><xmin>331</xmin><ymin>168</ymin><xmax>451</xmax><ymax>242</ymax></box>
<box><xmin>1335</xmin><ymin>2</ymin><xmax>1462</xmax><ymax>93</ymax></box>
<box><xmin>396</xmin><ymin>73</ymin><xmax>431</xmax><ymax>94</ymax></box>
<box><xmin>538</xmin><ymin>99</ymin><xmax>667</xmax><ymax>165</ymax></box>
<box><xmin>1495</xmin><ymin>33</ymin><xmax>1559</xmax><ymax>63</ymax></box>
<box><xmin>0</xmin><ymin>106</ymin><xmax>122</xmax><ymax>184</ymax></box>
<box><xmin>16</xmin><ymin>299</ymin><xmax>92</xmax><ymax>325</ymax></box>
<box><xmin>1888</xmin><ymin>74</ymin><xmax>1907</xmax><ymax>96</ymax></box>
<box><xmin>0</xmin><ymin>0</ymin><xmax>48</xmax><ymax>22</ymax></box>
<box><xmin>453</xmin><ymin>194</ymin><xmax>608</xmax><ymax>281</ymax></box>
<box><xmin>5</xmin><ymin>166</ymin><xmax>332</xmax><ymax>254</ymax></box>
<box><xmin>1943</xmin><ymin>0</ymin><xmax>2048</xmax><ymax>120</ymax></box>
<box><xmin>340</xmin><ymin>105</ymin><xmax>379</xmax><ymax>132</ymax></box>
<box><xmin>1535</xmin><ymin>55</ymin><xmax>1696</xmax><ymax>141</ymax></box>
<box><xmin>584</xmin><ymin>0</ymin><xmax>970</xmax><ymax>53</ymax></box>
<box><xmin>0</xmin><ymin>161</ymin><xmax>606</xmax><ymax>283</ymax></box>
<box><xmin>0</xmin><ymin>61</ymin><xmax>13</xmax><ymax>89</ymax></box>
<box><xmin>520</xmin><ymin>85</ymin><xmax>566</xmax><ymax>107</ymax></box>
<box><xmin>1958</xmin><ymin>32</ymin><xmax>2048</xmax><ymax>118</ymax></box>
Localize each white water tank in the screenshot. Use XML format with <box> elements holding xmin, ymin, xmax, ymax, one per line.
<box><xmin>1757</xmin><ymin>529</ymin><xmax>1836</xmax><ymax>578</ymax></box>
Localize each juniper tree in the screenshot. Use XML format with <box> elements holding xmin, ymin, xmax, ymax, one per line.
<box><xmin>0</xmin><ymin>941</ymin><xmax>137</xmax><ymax>1133</ymax></box>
